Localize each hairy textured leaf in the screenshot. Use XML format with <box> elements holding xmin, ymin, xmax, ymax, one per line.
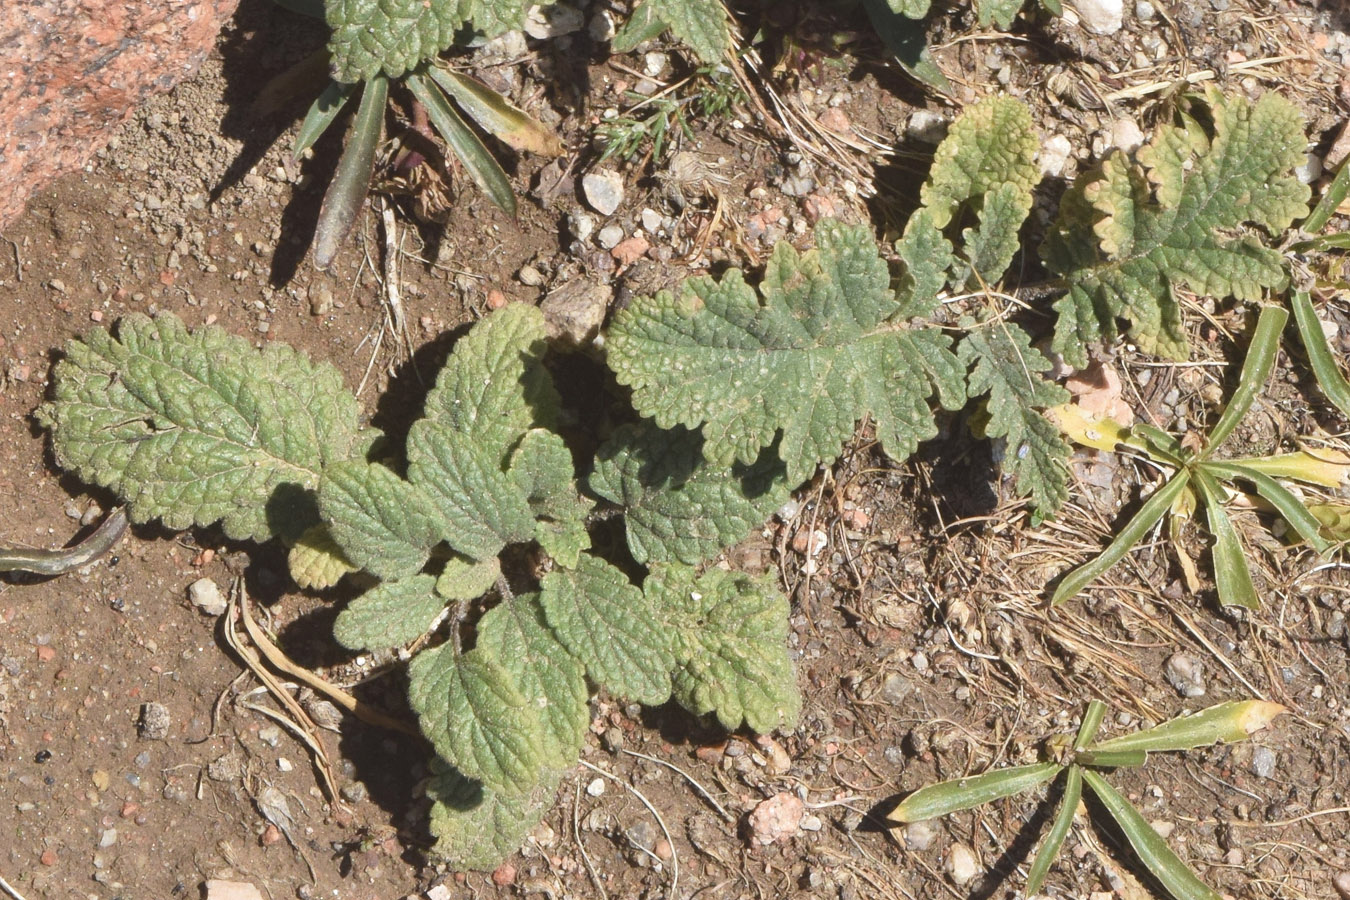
<box><xmin>477</xmin><ymin>594</ymin><xmax>589</xmax><ymax>767</ymax></box>
<box><xmin>977</xmin><ymin>0</ymin><xmax>1023</xmax><ymax>27</ymax></box>
<box><xmin>959</xmin><ymin>319</ymin><xmax>1072</xmax><ymax>515</ymax></box>
<box><xmin>435</xmin><ymin>554</ymin><xmax>502</xmax><ymax>601</ymax></box>
<box><xmin>326</xmin><ymin>0</ymin><xmax>534</xmax><ymax>82</ymax></box>
<box><xmin>612</xmin><ymin>0</ymin><xmax>731</xmax><ymax>64</ymax></box>
<box><xmin>886</xmin><ymin>0</ymin><xmax>932</xmax><ymax>14</ymax></box>
<box><xmin>426</xmin><ymin>759</ymin><xmax>561</xmax><ymax>869</ymax></box>
<box><xmin>38</xmin><ymin>313</ymin><xmax>363</xmax><ymax>543</ymax></box>
<box><xmin>334</xmin><ymin>574</ymin><xmax>444</xmax><ymax>649</ymax></box>
<box><xmin>288</xmin><ymin>524</ymin><xmax>358</xmax><ymax>590</ymax></box>
<box><xmin>895</xmin><ymin>209</ymin><xmax>954</xmax><ymax>318</ymax></box>
<box><xmin>320</xmin><ymin>461</ymin><xmax>447</xmax><ymax>580</ymax></box>
<box><xmin>409</xmin><ymin>645</ymin><xmax>546</xmax><ymax>796</ymax></box>
<box><xmin>921</xmin><ymin>96</ymin><xmax>1039</xmax><ymax>230</ymax></box>
<box><xmin>539</xmin><ymin>555</ymin><xmax>675</xmax><ymax>705</ymax></box>
<box><xmin>1044</xmin><ymin>89</ymin><xmax>1310</xmax><ymax>365</ymax></box>
<box><xmin>653</xmin><ymin>566</ymin><xmax>800</xmax><ymax>733</ymax></box>
<box><xmin>960</xmin><ymin>182</ymin><xmax>1031</xmax><ymax>287</ymax></box>
<box><xmin>607</xmin><ymin>220</ymin><xmax>965</xmax><ymax>484</ymax></box>
<box><xmin>590</xmin><ymin>422</ymin><xmax>789</xmax><ymax>565</ymax></box>
<box><xmin>510</xmin><ymin>429</ymin><xmax>592</xmax><ymax>567</ymax></box>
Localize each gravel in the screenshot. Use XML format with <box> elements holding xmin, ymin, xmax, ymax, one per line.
<box><xmin>582</xmin><ymin>170</ymin><xmax>625</xmax><ymax>216</ymax></box>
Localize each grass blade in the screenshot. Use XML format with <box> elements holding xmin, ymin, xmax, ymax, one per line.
<box><xmin>1024</xmin><ymin>765</ymin><xmax>1080</xmax><ymax>897</ymax></box>
<box><xmin>1133</xmin><ymin>423</ymin><xmax>1186</xmax><ymax>465</ymax></box>
<box><xmin>405</xmin><ymin>71</ymin><xmax>516</xmax><ymax>215</ymax></box>
<box><xmin>1219</xmin><ymin>449</ymin><xmax>1350</xmax><ymax>488</ymax></box>
<box><xmin>427</xmin><ymin>67</ymin><xmax>563</xmax><ymax>157</ymax></box>
<box><xmin>1080</xmin><ymin>769</ymin><xmax>1221</xmax><ymax>900</ymax></box>
<box><xmin>313</xmin><ymin>74</ymin><xmax>386</xmax><ymax>270</ymax></box>
<box><xmin>1089</xmin><ymin>701</ymin><xmax>1284</xmax><ymax>755</ymax></box>
<box><xmin>1073</xmin><ymin>700</ymin><xmax>1108</xmax><ymax>750</ymax></box>
<box><xmin>1291</xmin><ymin>290</ymin><xmax>1350</xmax><ymax>420</ymax></box>
<box><xmin>293</xmin><ymin>79</ymin><xmax>356</xmax><ymax>161</ymax></box>
<box><xmin>1200</xmin><ymin>461</ymin><xmax>1332</xmax><ymax>553</ymax></box>
<box><xmin>1203</xmin><ymin>305</ymin><xmax>1288</xmax><ymax>456</ymax></box>
<box><xmin>1073</xmin><ymin>748</ymin><xmax>1148</xmax><ymax>768</ymax></box>
<box><xmin>887</xmin><ymin>762</ymin><xmax>1061</xmax><ymax>823</ymax></box>
<box><xmin>1192</xmin><ymin>467</ymin><xmax>1260</xmax><ymax>610</ymax></box>
<box><xmin>1050</xmin><ymin>470</ymin><xmax>1191</xmax><ymax>606</ymax></box>
<box><xmin>1302</xmin><ymin>157</ymin><xmax>1350</xmax><ymax>235</ymax></box>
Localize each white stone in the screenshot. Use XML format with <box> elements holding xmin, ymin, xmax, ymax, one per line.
<box><xmin>188</xmin><ymin>578</ymin><xmax>226</xmax><ymax>617</ymax></box>
<box><xmin>946</xmin><ymin>843</ymin><xmax>980</xmax><ymax>886</ymax></box>
<box><xmin>1078</xmin><ymin>0</ymin><xmax>1124</xmax><ymax>35</ymax></box>
<box><xmin>1296</xmin><ymin>152</ymin><xmax>1323</xmax><ymax>185</ymax></box>
<box><xmin>1039</xmin><ymin>135</ymin><xmax>1074</xmax><ymax>178</ymax></box>
<box><xmin>904</xmin><ymin>819</ymin><xmax>940</xmax><ymax>851</ymax></box>
<box><xmin>586</xmin><ymin>777</ymin><xmax>606</xmax><ymax>796</ymax></box>
<box><xmin>597</xmin><ymin>224</ymin><xmax>625</xmax><ymax>250</ymax></box>
<box><xmin>907</xmin><ymin>110</ymin><xmax>948</xmax><ymax>144</ymax></box>
<box><xmin>582</xmin><ymin>170</ymin><xmax>625</xmax><ymax>216</ymax></box>
<box><xmin>1109</xmin><ymin>117</ymin><xmax>1145</xmax><ymax>152</ymax></box>
<box><xmin>524</xmin><ymin>4</ymin><xmax>584</xmax><ymax>39</ymax></box>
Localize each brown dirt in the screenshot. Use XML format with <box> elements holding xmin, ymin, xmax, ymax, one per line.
<box><xmin>3</xmin><ymin>1</ymin><xmax>1350</xmax><ymax>899</ymax></box>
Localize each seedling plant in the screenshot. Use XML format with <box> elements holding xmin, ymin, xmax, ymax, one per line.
<box><xmin>888</xmin><ymin>699</ymin><xmax>1285</xmax><ymax>899</ymax></box>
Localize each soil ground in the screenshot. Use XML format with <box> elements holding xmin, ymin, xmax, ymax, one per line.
<box><xmin>3</xmin><ymin>1</ymin><xmax>1350</xmax><ymax>899</ymax></box>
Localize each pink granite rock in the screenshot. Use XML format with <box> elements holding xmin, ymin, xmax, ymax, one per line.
<box><xmin>0</xmin><ymin>0</ymin><xmax>240</xmax><ymax>230</ymax></box>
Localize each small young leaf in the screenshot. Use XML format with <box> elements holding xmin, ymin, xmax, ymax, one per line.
<box><xmin>1080</xmin><ymin>769</ymin><xmax>1221</xmax><ymax>900</ymax></box>
<box><xmin>288</xmin><ymin>524</ymin><xmax>358</xmax><ymax>590</ymax></box>
<box><xmin>651</xmin><ymin>565</ymin><xmax>801</xmax><ymax>733</ymax></box>
<box><xmin>426</xmin><ymin>759</ymin><xmax>561</xmax><ymax>869</ymax></box>
<box><xmin>1302</xmin><ymin>154</ymin><xmax>1350</xmax><ymax>235</ymax></box>
<box><xmin>894</xmin><ymin>209</ymin><xmax>955</xmax><ymax>317</ymax></box>
<box><xmin>435</xmin><ymin>555</ymin><xmax>502</xmax><ymax>601</ymax></box>
<box><xmin>314</xmin><ymin>74</ymin><xmax>386</xmax><ymax>270</ymax></box>
<box><xmin>960</xmin><ymin>319</ymin><xmax>1072</xmax><ymax>515</ymax></box>
<box><xmin>1192</xmin><ymin>467</ymin><xmax>1260</xmax><ymax>610</ymax></box>
<box><xmin>959</xmin><ymin>182</ymin><xmax>1032</xmax><ymax>287</ymax></box>
<box><xmin>1216</xmin><ymin>450</ymin><xmax>1350</xmax><ymax>489</ymax></box>
<box><xmin>334</xmin><ymin>574</ymin><xmax>444</xmax><ymax>650</ymax></box>
<box><xmin>607</xmin><ymin>219</ymin><xmax>965</xmax><ymax>484</ymax></box>
<box><xmin>1051</xmin><ymin>470</ymin><xmax>1191</xmax><ymax>605</ymax></box>
<box><xmin>1073</xmin><ymin>748</ymin><xmax>1148</xmax><ymax>768</ymax></box>
<box><xmin>319</xmin><ymin>461</ymin><xmax>447</xmax><ymax>580</ymax></box>
<box><xmin>539</xmin><ymin>555</ymin><xmax>675</xmax><ymax>705</ymax></box>
<box><xmin>1291</xmin><ymin>290</ymin><xmax>1350</xmax><ymax>420</ymax></box>
<box><xmin>613</xmin><ymin>0</ymin><xmax>731</xmax><ymax>65</ymax></box>
<box><xmin>1073</xmin><ymin>700</ymin><xmax>1108</xmax><ymax>750</ymax></box>
<box><xmin>409</xmin><ymin>645</ymin><xmax>547</xmax><ymax>796</ymax></box>
<box><xmin>1024</xmin><ymin>765</ymin><xmax>1081</xmax><ymax>897</ymax></box>
<box><xmin>37</xmin><ymin>313</ymin><xmax>364</xmax><ymax>543</ymax></box>
<box><xmin>293</xmin><ymin>80</ymin><xmax>355</xmax><ymax>161</ymax></box>
<box><xmin>1202</xmin><ymin>305</ymin><xmax>1287</xmax><ymax>456</ymax></box>
<box><xmin>406</xmin><ymin>70</ymin><xmax>517</xmax><ymax>216</ymax></box>
<box><xmin>921</xmin><ymin>97</ymin><xmax>1039</xmax><ymax>230</ymax></box>
<box><xmin>589</xmin><ymin>422</ymin><xmax>789</xmax><ymax>565</ymax></box>
<box><xmin>509</xmin><ymin>429</ymin><xmax>592</xmax><ymax>568</ymax></box>
<box><xmin>976</xmin><ymin>0</ymin><xmax>1023</xmax><ymax>28</ymax></box>
<box><xmin>1088</xmin><ymin>701</ymin><xmax>1285</xmax><ymax>755</ymax></box>
<box><xmin>888</xmin><ymin>761</ymin><xmax>1062</xmax><ymax>823</ymax></box>
<box><xmin>477</xmin><ymin>594</ymin><xmax>589</xmax><ymax>768</ymax></box>
<box><xmin>1044</xmin><ymin>89</ymin><xmax>1309</xmax><ymax>366</ymax></box>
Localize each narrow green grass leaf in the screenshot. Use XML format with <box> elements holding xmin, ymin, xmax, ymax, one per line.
<box><xmin>1202</xmin><ymin>305</ymin><xmax>1288</xmax><ymax>455</ymax></box>
<box><xmin>1073</xmin><ymin>700</ymin><xmax>1108</xmax><ymax>750</ymax></box>
<box><xmin>427</xmin><ymin>67</ymin><xmax>563</xmax><ymax>157</ymax></box>
<box><xmin>1024</xmin><ymin>765</ymin><xmax>1080</xmax><ymax>896</ymax></box>
<box><xmin>887</xmin><ymin>761</ymin><xmax>1061</xmax><ymax>823</ymax></box>
<box><xmin>1132</xmin><ymin>423</ymin><xmax>1186</xmax><ymax>465</ymax></box>
<box><xmin>1192</xmin><ymin>467</ymin><xmax>1260</xmax><ymax>610</ymax></box>
<box><xmin>1051</xmin><ymin>470</ymin><xmax>1191</xmax><ymax>606</ymax></box>
<box><xmin>1080</xmin><ymin>769</ymin><xmax>1221</xmax><ymax>900</ymax></box>
<box><xmin>1291</xmin><ymin>290</ymin><xmax>1350</xmax><ymax>420</ymax></box>
<box><xmin>1218</xmin><ymin>449</ymin><xmax>1350</xmax><ymax>488</ymax></box>
<box><xmin>314</xmin><ymin>74</ymin><xmax>386</xmax><ymax>270</ymax></box>
<box><xmin>406</xmin><ymin>70</ymin><xmax>516</xmax><ymax>215</ymax></box>
<box><xmin>1088</xmin><ymin>701</ymin><xmax>1285</xmax><ymax>755</ymax></box>
<box><xmin>293</xmin><ymin>80</ymin><xmax>355</xmax><ymax>161</ymax></box>
<box><xmin>1302</xmin><ymin>157</ymin><xmax>1350</xmax><ymax>235</ymax></box>
<box><xmin>1200</xmin><ymin>461</ymin><xmax>1332</xmax><ymax>553</ymax></box>
<box><xmin>1073</xmin><ymin>748</ymin><xmax>1148</xmax><ymax>768</ymax></box>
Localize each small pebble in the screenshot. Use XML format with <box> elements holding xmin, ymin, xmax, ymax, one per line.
<box><xmin>1250</xmin><ymin>746</ymin><xmax>1276</xmax><ymax>779</ymax></box>
<box><xmin>626</xmin><ymin>820</ymin><xmax>657</xmax><ymax>851</ymax></box>
<box><xmin>946</xmin><ymin>843</ymin><xmax>980</xmax><ymax>886</ymax></box>
<box><xmin>40</xmin><ymin>849</ymin><xmax>57</xmax><ymax>866</ymax></box>
<box><xmin>138</xmin><ymin>702</ymin><xmax>171</xmax><ymax>740</ymax></box>
<box><xmin>258</xmin><ymin>725</ymin><xmax>282</xmax><ymax>748</ymax></box>
<box><xmin>597</xmin><ymin>224</ymin><xmax>625</xmax><ymax>250</ymax></box>
<box><xmin>602</xmin><ymin>727</ymin><xmax>625</xmax><ymax>754</ymax></box>
<box><xmin>1333</xmin><ymin>870</ymin><xmax>1350</xmax><ymax>899</ymax></box>
<box><xmin>586</xmin><ymin>778</ymin><xmax>606</xmax><ymax>797</ymax></box>
<box><xmin>277</xmin><ymin>757</ymin><xmax>293</xmax><ymax>772</ymax></box>
<box><xmin>188</xmin><ymin>578</ymin><xmax>227</xmax><ymax>616</ymax></box>
<box><xmin>341</xmin><ymin>781</ymin><xmax>368</xmax><ymax>803</ymax></box>
<box><xmin>518</xmin><ymin>265</ymin><xmax>545</xmax><ymax>286</ymax></box>
<box><xmin>800</xmin><ymin>814</ymin><xmax>823</xmax><ymax>831</ymax></box>
<box><xmin>582</xmin><ymin>171</ymin><xmax>625</xmax><ymax>216</ymax></box>
<box><xmin>492</xmin><ymin>863</ymin><xmax>516</xmax><ymax>886</ymax></box>
<box><xmin>98</xmin><ymin>827</ymin><xmax>118</xmax><ymax>848</ymax></box>
<box><xmin>746</xmin><ymin>792</ymin><xmax>804</xmax><ymax>846</ymax></box>
<box><xmin>1077</xmin><ymin>0</ymin><xmax>1124</xmax><ymax>34</ymax></box>
<box><xmin>1164</xmin><ymin>652</ymin><xmax>1206</xmax><ymax>698</ymax></box>
<box><xmin>904</xmin><ymin>819</ymin><xmax>939</xmax><ymax>851</ymax></box>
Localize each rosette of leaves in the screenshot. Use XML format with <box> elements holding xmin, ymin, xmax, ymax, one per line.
<box><xmin>1042</xmin><ymin>87</ymin><xmax>1310</xmax><ymax>367</ymax></box>
<box><xmin>888</xmin><ymin>699</ymin><xmax>1284</xmax><ymax>899</ymax></box>
<box><xmin>275</xmin><ymin>0</ymin><xmax>562</xmax><ymax>268</ymax></box>
<box><xmin>1049</xmin><ymin>305</ymin><xmax>1341</xmax><ymax>610</ymax></box>
<box><xmin>38</xmin><ymin>304</ymin><xmax>801</xmax><ymax>868</ymax></box>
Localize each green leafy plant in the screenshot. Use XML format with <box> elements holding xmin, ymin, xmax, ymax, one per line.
<box><xmin>888</xmin><ymin>699</ymin><xmax>1285</xmax><ymax>899</ymax></box>
<box><xmin>36</xmin><ymin>303</ymin><xmax>802</xmax><ymax>867</ymax></box>
<box><xmin>277</xmin><ymin>0</ymin><xmax>562</xmax><ymax>268</ymax></box>
<box><xmin>597</xmin><ymin>66</ymin><xmax>745</xmax><ymax>164</ymax></box>
<box><xmin>612</xmin><ymin>0</ymin><xmax>734</xmax><ymax>65</ymax></box>
<box><xmin>1048</xmin><ymin>305</ymin><xmax>1345</xmax><ymax>609</ymax></box>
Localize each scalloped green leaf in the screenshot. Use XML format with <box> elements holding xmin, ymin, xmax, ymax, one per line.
<box><xmin>319</xmin><ymin>460</ymin><xmax>447</xmax><ymax>580</ymax></box>
<box><xmin>288</xmin><ymin>524</ymin><xmax>358</xmax><ymax>590</ymax></box>
<box><xmin>652</xmin><ymin>565</ymin><xmax>800</xmax><ymax>733</ymax></box>
<box><xmin>1043</xmin><ymin>88</ymin><xmax>1310</xmax><ymax>366</ymax></box>
<box><xmin>426</xmin><ymin>760</ymin><xmax>561</xmax><ymax>870</ymax></box>
<box><xmin>435</xmin><ymin>554</ymin><xmax>502</xmax><ymax>601</ymax></box>
<box><xmin>334</xmin><ymin>574</ymin><xmax>444</xmax><ymax>650</ymax></box>
<box><xmin>326</xmin><ymin>0</ymin><xmax>536</xmax><ymax>83</ymax></box>
<box><xmin>921</xmin><ymin>96</ymin><xmax>1039</xmax><ymax>230</ymax></box>
<box><xmin>477</xmin><ymin>594</ymin><xmax>589</xmax><ymax>767</ymax></box>
<box><xmin>607</xmin><ymin>219</ymin><xmax>965</xmax><ymax>484</ymax></box>
<box><xmin>960</xmin><ymin>182</ymin><xmax>1032</xmax><ymax>288</ymax></box>
<box><xmin>959</xmin><ymin>319</ymin><xmax>1072</xmax><ymax>515</ymax></box>
<box><xmin>590</xmin><ymin>422</ymin><xmax>788</xmax><ymax>565</ymax></box>
<box><xmin>37</xmin><ymin>313</ymin><xmax>363</xmax><ymax>543</ymax></box>
<box><xmin>409</xmin><ymin>644</ymin><xmax>547</xmax><ymax>796</ymax></box>
<box><xmin>895</xmin><ymin>209</ymin><xmax>955</xmax><ymax>318</ymax></box>
<box><xmin>977</xmin><ymin>0</ymin><xmax>1023</xmax><ymax>28</ymax></box>
<box><xmin>539</xmin><ymin>555</ymin><xmax>675</xmax><ymax>705</ymax></box>
<box><xmin>612</xmin><ymin>0</ymin><xmax>731</xmax><ymax>65</ymax></box>
<box><xmin>509</xmin><ymin>429</ymin><xmax>592</xmax><ymax>568</ymax></box>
